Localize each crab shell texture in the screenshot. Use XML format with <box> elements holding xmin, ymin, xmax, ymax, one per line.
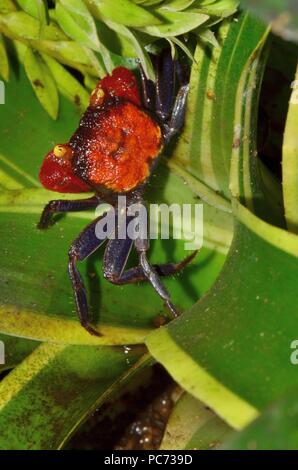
<box><xmin>39</xmin><ymin>67</ymin><xmax>163</xmax><ymax>194</ymax></box>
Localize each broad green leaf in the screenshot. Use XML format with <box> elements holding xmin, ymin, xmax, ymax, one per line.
<box><xmin>0</xmin><ymin>32</ymin><xmax>8</xmax><ymax>81</ymax></box>
<box><xmin>283</xmin><ymin>63</ymin><xmax>298</xmax><ymax>233</ymax></box>
<box><xmin>146</xmin><ymin>13</ymin><xmax>298</xmax><ymax>431</ymax></box>
<box><xmin>142</xmin><ymin>10</ymin><xmax>209</xmax><ymax>37</ymax></box>
<box><xmin>161</xmin><ymin>392</ymin><xmax>231</xmax><ymax>450</ymax></box>
<box><xmin>0</xmin><ymin>334</ymin><xmax>38</xmax><ymax>372</ymax></box>
<box><xmin>0</xmin><ymin>64</ymin><xmax>229</xmax><ymax>345</ymax></box>
<box><xmin>86</xmin><ymin>0</ymin><xmax>162</xmax><ymax>28</ymax></box>
<box><xmin>23</xmin><ymin>48</ymin><xmax>59</xmax><ymax>119</ymax></box>
<box><xmin>172</xmin><ymin>13</ymin><xmax>269</xmax><ymax>200</ymax></box>
<box><xmin>241</xmin><ymin>0</ymin><xmax>298</xmax><ymax>43</ymax></box>
<box><xmin>42</xmin><ymin>53</ymin><xmax>90</xmax><ymax>111</ymax></box>
<box><xmin>0</xmin><ymin>343</ymin><xmax>147</xmax><ymax>449</ymax></box>
<box><xmin>222</xmin><ymin>385</ymin><xmax>298</xmax><ymax>450</ymax></box>
<box><xmin>147</xmin><ymin>213</ymin><xmax>298</xmax><ymax>429</ymax></box>
<box><xmin>55</xmin><ymin>0</ymin><xmax>100</xmax><ymax>51</ymax></box>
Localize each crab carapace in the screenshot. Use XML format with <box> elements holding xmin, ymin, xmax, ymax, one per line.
<box><xmin>38</xmin><ymin>51</ymin><xmax>197</xmax><ymax>336</ymax></box>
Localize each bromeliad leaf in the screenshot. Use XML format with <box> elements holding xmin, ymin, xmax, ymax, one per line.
<box><xmin>222</xmin><ymin>385</ymin><xmax>298</xmax><ymax>450</ymax></box>
<box><xmin>146</xmin><ymin>12</ymin><xmax>298</xmax><ymax>431</ymax></box>
<box><xmin>0</xmin><ymin>343</ymin><xmax>148</xmax><ymax>449</ymax></box>
<box><xmin>0</xmin><ymin>333</ymin><xmax>39</xmax><ymax>372</ymax></box>
<box><xmin>55</xmin><ymin>0</ymin><xmax>101</xmax><ymax>52</ymax></box>
<box><xmin>161</xmin><ymin>392</ymin><xmax>231</xmax><ymax>450</ymax></box>
<box><xmin>171</xmin><ymin>13</ymin><xmax>270</xmax><ymax>201</ymax></box>
<box><xmin>23</xmin><ymin>47</ymin><xmax>59</xmax><ymax>119</ymax></box>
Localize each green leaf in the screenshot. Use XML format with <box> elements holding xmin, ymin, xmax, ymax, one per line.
<box><xmin>16</xmin><ymin>0</ymin><xmax>48</xmax><ymax>29</ymax></box>
<box><xmin>103</xmin><ymin>19</ymin><xmax>155</xmax><ymax>79</ymax></box>
<box><xmin>192</xmin><ymin>0</ymin><xmax>239</xmax><ymax>18</ymax></box>
<box><xmin>42</xmin><ymin>53</ymin><xmax>90</xmax><ymax>111</ymax></box>
<box><xmin>0</xmin><ymin>63</ymin><xmax>229</xmax><ymax>345</ymax></box>
<box><xmin>241</xmin><ymin>0</ymin><xmax>298</xmax><ymax>43</ymax></box>
<box><xmin>0</xmin><ymin>334</ymin><xmax>39</xmax><ymax>372</ymax></box>
<box><xmin>0</xmin><ymin>343</ymin><xmax>147</xmax><ymax>449</ymax></box>
<box><xmin>161</xmin><ymin>392</ymin><xmax>231</xmax><ymax>450</ymax></box>
<box><xmin>171</xmin><ymin>13</ymin><xmax>270</xmax><ymax>200</ymax></box>
<box><xmin>142</xmin><ymin>10</ymin><xmax>209</xmax><ymax>37</ymax></box>
<box><xmin>96</xmin><ymin>19</ymin><xmax>138</xmax><ymax>58</ymax></box>
<box><xmin>282</xmin><ymin>63</ymin><xmax>298</xmax><ymax>233</ymax></box>
<box><xmin>86</xmin><ymin>0</ymin><xmax>162</xmax><ymax>28</ymax></box>
<box><xmin>0</xmin><ymin>11</ymin><xmax>102</xmax><ymax>77</ymax></box>
<box><xmin>55</xmin><ymin>0</ymin><xmax>100</xmax><ymax>51</ymax></box>
<box><xmin>197</xmin><ymin>29</ymin><xmax>219</xmax><ymax>48</ymax></box>
<box><xmin>160</xmin><ymin>0</ymin><xmax>197</xmax><ymax>11</ymax></box>
<box><xmin>222</xmin><ymin>385</ymin><xmax>298</xmax><ymax>450</ymax></box>
<box><xmin>0</xmin><ymin>0</ymin><xmax>16</xmax><ymax>13</ymax></box>
<box><xmin>0</xmin><ymin>32</ymin><xmax>8</xmax><ymax>81</ymax></box>
<box><xmin>23</xmin><ymin>48</ymin><xmax>59</xmax><ymax>119</ymax></box>
<box><xmin>0</xmin><ymin>11</ymin><xmax>66</xmax><ymax>41</ymax></box>
<box><xmin>146</xmin><ymin>12</ymin><xmax>298</xmax><ymax>431</ymax></box>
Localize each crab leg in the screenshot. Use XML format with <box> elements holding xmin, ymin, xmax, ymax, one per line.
<box><xmin>156</xmin><ymin>49</ymin><xmax>176</xmax><ymax>122</ymax></box>
<box><xmin>163</xmin><ymin>84</ymin><xmax>189</xmax><ymax>143</ymax></box>
<box><xmin>38</xmin><ymin>196</ymin><xmax>98</xmax><ymax>229</ymax></box>
<box><xmin>136</xmin><ymin>237</ymin><xmax>179</xmax><ymax>318</ymax></box>
<box><xmin>139</xmin><ymin>64</ymin><xmax>155</xmax><ymax>112</ymax></box>
<box><xmin>103</xmin><ymin>235</ymin><xmax>179</xmax><ymax>318</ymax></box>
<box><xmin>103</xmin><ymin>241</ymin><xmax>197</xmax><ymax>284</ymax></box>
<box><xmin>68</xmin><ymin>215</ymin><xmax>109</xmax><ymax>336</ymax></box>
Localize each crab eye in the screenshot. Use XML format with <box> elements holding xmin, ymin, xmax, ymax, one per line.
<box><xmin>90</xmin><ymin>87</ymin><xmax>105</xmax><ymax>106</ymax></box>
<box><xmin>53</xmin><ymin>144</ymin><xmax>73</xmax><ymax>160</ymax></box>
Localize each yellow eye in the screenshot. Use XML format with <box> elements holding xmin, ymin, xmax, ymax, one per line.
<box><xmin>91</xmin><ymin>87</ymin><xmax>105</xmax><ymax>105</ymax></box>
<box><xmin>53</xmin><ymin>145</ymin><xmax>71</xmax><ymax>159</ymax></box>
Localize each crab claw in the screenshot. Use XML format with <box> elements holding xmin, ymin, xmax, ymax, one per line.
<box><xmin>39</xmin><ymin>146</ymin><xmax>91</xmax><ymax>193</ymax></box>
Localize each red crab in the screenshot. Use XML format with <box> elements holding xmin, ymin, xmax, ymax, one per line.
<box><xmin>38</xmin><ymin>51</ymin><xmax>196</xmax><ymax>336</ymax></box>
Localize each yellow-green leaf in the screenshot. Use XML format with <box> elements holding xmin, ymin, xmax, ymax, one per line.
<box><xmin>23</xmin><ymin>48</ymin><xmax>59</xmax><ymax>119</ymax></box>
<box><xmin>42</xmin><ymin>53</ymin><xmax>89</xmax><ymax>111</ymax></box>
<box><xmin>55</xmin><ymin>0</ymin><xmax>100</xmax><ymax>51</ymax></box>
